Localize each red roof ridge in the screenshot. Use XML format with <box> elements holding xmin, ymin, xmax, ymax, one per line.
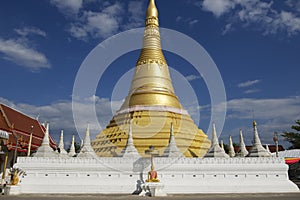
<box><xmin>0</xmin><ymin>104</ymin><xmax>12</xmax><ymax>129</ymax></box>
<box><xmin>0</xmin><ymin>103</ymin><xmax>39</xmax><ymax>122</ymax></box>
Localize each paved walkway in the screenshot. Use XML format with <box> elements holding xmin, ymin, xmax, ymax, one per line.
<box><xmin>2</xmin><ymin>193</ymin><xmax>300</xmax><ymax>200</ymax></box>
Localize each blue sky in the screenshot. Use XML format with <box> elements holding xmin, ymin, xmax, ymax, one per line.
<box><xmin>0</xmin><ymin>0</ymin><xmax>299</xmax><ymax>149</ymax></box>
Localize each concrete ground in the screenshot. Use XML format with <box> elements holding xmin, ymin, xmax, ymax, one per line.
<box><xmin>2</xmin><ymin>193</ymin><xmax>300</xmax><ymax>200</ymax></box>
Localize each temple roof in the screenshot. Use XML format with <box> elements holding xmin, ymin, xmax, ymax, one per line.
<box><xmin>0</xmin><ymin>103</ymin><xmax>56</xmax><ymax>152</ymax></box>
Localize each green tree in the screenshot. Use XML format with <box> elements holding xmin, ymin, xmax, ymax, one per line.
<box><xmin>282</xmin><ymin>120</ymin><xmax>300</xmax><ymax>149</ymax></box>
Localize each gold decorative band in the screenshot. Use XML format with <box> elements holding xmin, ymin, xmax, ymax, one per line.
<box><xmin>146</xmin><ymin>17</ymin><xmax>159</xmax><ymax>26</ymax></box>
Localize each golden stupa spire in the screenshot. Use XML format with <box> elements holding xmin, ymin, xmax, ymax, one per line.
<box><xmin>92</xmin><ymin>0</ymin><xmax>211</xmax><ymax>158</ymax></box>
<box><xmin>137</xmin><ymin>0</ymin><xmax>166</xmax><ymax>66</ymax></box>
<box><xmin>146</xmin><ymin>0</ymin><xmax>158</xmax><ymax>19</ymax></box>
<box><xmin>119</xmin><ymin>0</ymin><xmax>180</xmax><ymax>109</ymax></box>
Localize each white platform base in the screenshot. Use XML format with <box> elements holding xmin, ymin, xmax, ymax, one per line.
<box><xmin>13</xmin><ymin>157</ymin><xmax>299</xmax><ymax>194</ymax></box>
<box><xmin>4</xmin><ymin>185</ymin><xmax>21</xmax><ymax>195</ymax></box>
<box><xmin>139</xmin><ymin>182</ymin><xmax>167</xmax><ymax>197</ymax></box>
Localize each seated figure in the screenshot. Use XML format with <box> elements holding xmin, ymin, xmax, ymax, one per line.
<box><xmin>11</xmin><ymin>171</ymin><xmax>19</xmax><ymax>185</ymax></box>
<box><xmin>146</xmin><ymin>165</ymin><xmax>160</xmax><ymax>182</ymax></box>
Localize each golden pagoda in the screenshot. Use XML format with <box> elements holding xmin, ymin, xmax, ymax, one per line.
<box><xmin>91</xmin><ymin>0</ymin><xmax>211</xmax><ymax>157</ymax></box>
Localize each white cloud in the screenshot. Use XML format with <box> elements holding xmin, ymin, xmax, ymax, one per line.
<box><xmin>0</xmin><ymin>38</ymin><xmax>50</xmax><ymax>71</ymax></box>
<box><xmin>188</xmin><ymin>19</ymin><xmax>199</xmax><ymax>26</ymax></box>
<box><xmin>225</xmin><ymin>97</ymin><xmax>300</xmax><ymax>120</ymax></box>
<box><xmin>222</xmin><ymin>23</ymin><xmax>233</xmax><ymax>35</ymax></box>
<box><xmin>200</xmin><ymin>0</ymin><xmax>300</xmax><ymax>36</ymax></box>
<box><xmin>14</xmin><ymin>27</ymin><xmax>46</xmax><ymax>37</ymax></box>
<box><xmin>286</xmin><ymin>0</ymin><xmax>300</xmax><ymax>13</ymax></box>
<box><xmin>272</xmin><ymin>11</ymin><xmax>300</xmax><ymax>36</ymax></box>
<box><xmin>52</xmin><ymin>1</ymin><xmax>146</xmax><ymax>41</ymax></box>
<box><xmin>125</xmin><ymin>0</ymin><xmax>144</xmax><ymax>29</ymax></box>
<box><xmin>238</xmin><ymin>79</ymin><xmax>261</xmax><ymax>88</ymax></box>
<box><xmin>69</xmin><ymin>23</ymin><xmax>88</xmax><ymax>40</ymax></box>
<box><xmin>65</xmin><ymin>2</ymin><xmax>124</xmax><ymax>40</ymax></box>
<box><xmin>50</xmin><ymin>0</ymin><xmax>83</xmax><ymax>15</ymax></box>
<box><xmin>176</xmin><ymin>16</ymin><xmax>199</xmax><ymax>26</ymax></box>
<box><xmin>202</xmin><ymin>0</ymin><xmax>235</xmax><ymax>17</ymax></box>
<box><xmin>244</xmin><ymin>89</ymin><xmax>261</xmax><ymax>94</ymax></box>
<box><xmin>185</xmin><ymin>74</ymin><xmax>202</xmax><ymax>81</ymax></box>
<box><xmin>176</xmin><ymin>16</ymin><xmax>182</xmax><ymax>22</ymax></box>
<box><xmin>84</xmin><ymin>8</ymin><xmax>121</xmax><ymax>39</ymax></box>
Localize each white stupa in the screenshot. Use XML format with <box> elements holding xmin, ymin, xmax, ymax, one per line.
<box><xmin>162</xmin><ymin>123</ymin><xmax>184</xmax><ymax>157</ymax></box>
<box><xmin>77</xmin><ymin>124</ymin><xmax>98</xmax><ymax>158</ymax></box>
<box><xmin>236</xmin><ymin>130</ymin><xmax>248</xmax><ymax>157</ymax></box>
<box><xmin>204</xmin><ymin>123</ymin><xmax>229</xmax><ymax>158</ymax></box>
<box><xmin>119</xmin><ymin>121</ymin><xmax>141</xmax><ymax>158</ymax></box>
<box><xmin>247</xmin><ymin>121</ymin><xmax>271</xmax><ymax>157</ymax></box>
<box><xmin>228</xmin><ymin>135</ymin><xmax>235</xmax><ymax>157</ymax></box>
<box><xmin>68</xmin><ymin>135</ymin><xmax>76</xmax><ymax>157</ymax></box>
<box><xmin>58</xmin><ymin>130</ymin><xmax>68</xmax><ymax>156</ymax></box>
<box><xmin>34</xmin><ymin>123</ymin><xmax>58</xmax><ymax>157</ymax></box>
<box><xmin>220</xmin><ymin>139</ymin><xmax>224</xmax><ymax>150</ymax></box>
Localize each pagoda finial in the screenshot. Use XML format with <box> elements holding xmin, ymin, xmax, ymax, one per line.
<box><xmin>212</xmin><ymin>123</ymin><xmax>219</xmax><ymax>145</ymax></box>
<box><xmin>136</xmin><ymin>0</ymin><xmax>166</xmax><ymax>65</ymax></box>
<box><xmin>42</xmin><ymin>123</ymin><xmax>50</xmax><ymax>145</ymax></box>
<box><xmin>146</xmin><ymin>0</ymin><xmax>158</xmax><ymax>19</ymax></box>
<box><xmin>228</xmin><ymin>135</ymin><xmax>235</xmax><ymax>157</ymax></box>
<box><xmin>204</xmin><ymin>123</ymin><xmax>229</xmax><ymax>158</ymax></box>
<box><xmin>162</xmin><ymin>122</ymin><xmax>183</xmax><ymax>157</ymax></box>
<box><xmin>85</xmin><ymin>123</ymin><xmax>90</xmax><ymax>144</ymax></box>
<box><xmin>58</xmin><ymin>129</ymin><xmax>68</xmax><ymax>156</ymax></box>
<box><xmin>253</xmin><ymin>120</ymin><xmax>257</xmax><ymax>127</ymax></box>
<box><xmin>68</xmin><ymin>134</ymin><xmax>76</xmax><ymax>157</ymax></box>
<box><xmin>34</xmin><ymin>123</ymin><xmax>58</xmax><ymax>157</ymax></box>
<box><xmin>119</xmin><ymin>120</ymin><xmax>141</xmax><ymax>158</ymax></box>
<box><xmin>58</xmin><ymin>130</ymin><xmax>64</xmax><ymax>149</ymax></box>
<box><xmin>77</xmin><ymin>124</ymin><xmax>97</xmax><ymax>158</ymax></box>
<box><xmin>220</xmin><ymin>140</ymin><xmax>224</xmax><ymax>150</ymax></box>
<box><xmin>247</xmin><ymin>120</ymin><xmax>271</xmax><ymax>157</ymax></box>
<box><xmin>236</xmin><ymin>129</ymin><xmax>248</xmax><ymax>157</ymax></box>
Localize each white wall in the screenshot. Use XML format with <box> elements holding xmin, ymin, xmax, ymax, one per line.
<box><xmin>11</xmin><ymin>157</ymin><xmax>299</xmax><ymax>194</ymax></box>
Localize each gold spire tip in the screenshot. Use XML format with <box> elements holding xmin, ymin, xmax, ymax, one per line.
<box><xmin>253</xmin><ymin>120</ymin><xmax>257</xmax><ymax>127</ymax></box>
<box><xmin>146</xmin><ymin>0</ymin><xmax>158</xmax><ymax>18</ymax></box>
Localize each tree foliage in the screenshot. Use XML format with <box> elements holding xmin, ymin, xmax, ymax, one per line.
<box><xmin>282</xmin><ymin>120</ymin><xmax>300</xmax><ymax>149</ymax></box>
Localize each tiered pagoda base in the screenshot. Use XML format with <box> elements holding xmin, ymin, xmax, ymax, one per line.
<box><xmin>92</xmin><ymin>108</ymin><xmax>210</xmax><ymax>157</ymax></box>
